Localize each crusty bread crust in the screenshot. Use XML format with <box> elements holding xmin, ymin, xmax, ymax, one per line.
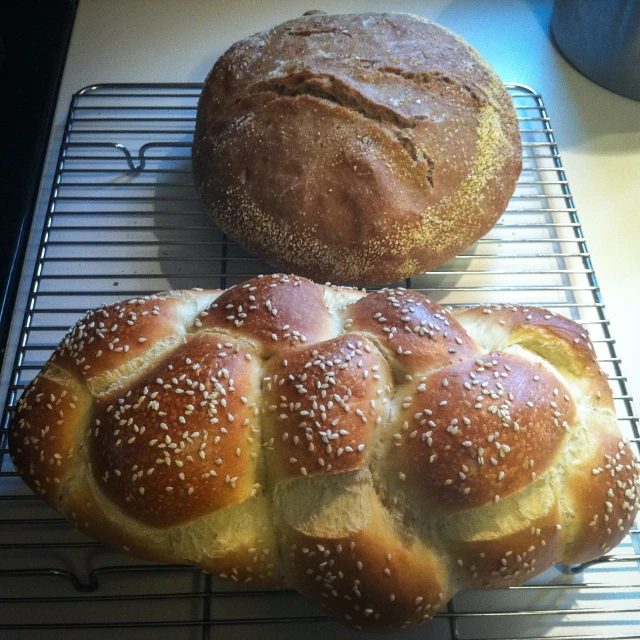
<box><xmin>193</xmin><ymin>12</ymin><xmax>522</xmax><ymax>284</ymax></box>
<box><xmin>10</xmin><ymin>275</ymin><xmax>639</xmax><ymax>632</ymax></box>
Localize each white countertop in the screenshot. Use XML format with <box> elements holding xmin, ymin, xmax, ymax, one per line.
<box><xmin>14</xmin><ymin>0</ymin><xmax>640</xmax><ymax>406</ymax></box>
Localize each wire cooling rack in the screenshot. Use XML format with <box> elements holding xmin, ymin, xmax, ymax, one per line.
<box><xmin>0</xmin><ymin>84</ymin><xmax>638</xmax><ymax>640</ymax></box>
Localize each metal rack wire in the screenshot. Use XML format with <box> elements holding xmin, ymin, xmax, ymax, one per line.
<box><xmin>0</xmin><ymin>83</ymin><xmax>638</xmax><ymax>639</ymax></box>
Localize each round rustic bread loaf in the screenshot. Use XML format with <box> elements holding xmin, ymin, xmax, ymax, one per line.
<box><xmin>9</xmin><ymin>274</ymin><xmax>639</xmax><ymax>633</ymax></box>
<box><xmin>193</xmin><ymin>12</ymin><xmax>522</xmax><ymax>285</ymax></box>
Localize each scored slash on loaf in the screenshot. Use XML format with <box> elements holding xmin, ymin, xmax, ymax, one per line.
<box><xmin>193</xmin><ymin>12</ymin><xmax>522</xmax><ymax>285</ymax></box>
<box><xmin>9</xmin><ymin>274</ymin><xmax>640</xmax><ymax>633</ymax></box>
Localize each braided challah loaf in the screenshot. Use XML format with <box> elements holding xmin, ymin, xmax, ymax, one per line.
<box><xmin>9</xmin><ymin>274</ymin><xmax>639</xmax><ymax>632</ymax></box>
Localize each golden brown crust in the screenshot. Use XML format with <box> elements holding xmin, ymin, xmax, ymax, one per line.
<box><xmin>263</xmin><ymin>334</ymin><xmax>393</xmax><ymax>481</ymax></box>
<box><xmin>193</xmin><ymin>13</ymin><xmax>522</xmax><ymax>285</ymax></box>
<box><xmin>455</xmin><ymin>502</ymin><xmax>563</xmax><ymax>589</ymax></box>
<box><xmin>198</xmin><ymin>274</ymin><xmax>336</xmax><ymax>355</ymax></box>
<box><xmin>65</xmin><ymin>478</ymin><xmax>282</xmax><ymax>587</ymax></box>
<box><xmin>453</xmin><ymin>304</ymin><xmax>598</xmax><ymax>362</ymax></box>
<box><xmin>345</xmin><ymin>288</ymin><xmax>477</xmax><ymax>375</ymax></box>
<box><xmin>91</xmin><ymin>333</ymin><xmax>262</xmax><ymax>527</ymax></box>
<box><xmin>279</xmin><ymin>486</ymin><xmax>451</xmax><ymax>632</ymax></box>
<box><xmin>561</xmin><ymin>429</ymin><xmax>640</xmax><ymax>564</ymax></box>
<box><xmin>51</xmin><ymin>292</ymin><xmax>199</xmax><ymax>391</ymax></box>
<box><xmin>9</xmin><ymin>370</ymin><xmax>93</xmax><ymax>506</ymax></box>
<box><xmin>454</xmin><ymin>304</ymin><xmax>614</xmax><ymax>408</ymax></box>
<box><xmin>282</xmin><ymin>529</ymin><xmax>450</xmax><ymax>632</ymax></box>
<box><xmin>390</xmin><ymin>351</ymin><xmax>575</xmax><ymax>510</ymax></box>
<box><xmin>204</xmin><ymin>546</ymin><xmax>282</xmax><ymax>587</ymax></box>
<box><xmin>8</xmin><ymin>280</ymin><xmax>638</xmax><ymax>634</ymax></box>
<box><xmin>64</xmin><ymin>476</ymin><xmax>181</xmax><ymax>565</ymax></box>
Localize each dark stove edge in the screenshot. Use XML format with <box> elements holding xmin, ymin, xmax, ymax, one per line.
<box><xmin>0</xmin><ymin>0</ymin><xmax>79</xmax><ymax>367</ymax></box>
